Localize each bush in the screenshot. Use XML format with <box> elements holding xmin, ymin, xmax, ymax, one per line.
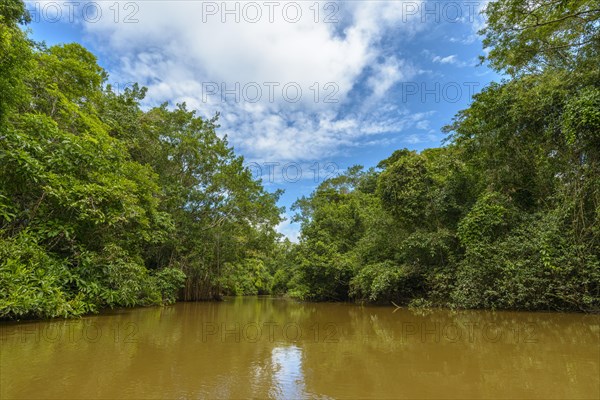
<box><xmin>350</xmin><ymin>261</ymin><xmax>418</xmax><ymax>303</ymax></box>
<box><xmin>452</xmin><ymin>211</ymin><xmax>600</xmax><ymax>311</ymax></box>
<box><xmin>152</xmin><ymin>267</ymin><xmax>187</xmax><ymax>305</ymax></box>
<box><xmin>0</xmin><ymin>233</ymin><xmax>87</xmax><ymax>319</ymax></box>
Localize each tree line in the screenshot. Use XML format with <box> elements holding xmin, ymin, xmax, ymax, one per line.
<box><xmin>0</xmin><ymin>0</ymin><xmax>283</xmax><ymax>319</ymax></box>
<box><xmin>274</xmin><ymin>0</ymin><xmax>600</xmax><ymax>312</ymax></box>
<box><xmin>1</xmin><ymin>0</ymin><xmax>598</xmax><ymax>318</ymax></box>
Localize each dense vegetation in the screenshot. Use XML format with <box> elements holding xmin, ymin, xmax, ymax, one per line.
<box><xmin>1</xmin><ymin>0</ymin><xmax>598</xmax><ymax>319</ymax></box>
<box><xmin>0</xmin><ymin>0</ymin><xmax>282</xmax><ymax>319</ymax></box>
<box><xmin>280</xmin><ymin>0</ymin><xmax>600</xmax><ymax>312</ymax></box>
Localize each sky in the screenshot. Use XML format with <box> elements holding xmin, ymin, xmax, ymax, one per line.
<box><xmin>24</xmin><ymin>0</ymin><xmax>498</xmax><ymax>241</ymax></box>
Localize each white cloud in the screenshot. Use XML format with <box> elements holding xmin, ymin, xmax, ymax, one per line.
<box><xmin>228</xmin><ymin>107</ymin><xmax>432</xmax><ymax>162</ymax></box>
<box><xmin>449</xmin><ymin>35</ymin><xmax>478</xmax><ymax>45</ymax></box>
<box><xmin>416</xmin><ymin>119</ymin><xmax>430</xmax><ymax>130</ymax></box>
<box><xmin>38</xmin><ymin>0</ymin><xmax>474</xmax><ymax>240</ymax></box>
<box><xmin>85</xmin><ymin>1</ymin><xmax>422</xmax><ymax>107</ymax></box>
<box><xmin>276</xmin><ymin>214</ymin><xmax>300</xmax><ymax>243</ymax></box>
<box><xmin>432</xmin><ymin>54</ymin><xmax>476</xmax><ymax>68</ymax></box>
<box><xmin>73</xmin><ymin>1</ymin><xmax>428</xmax><ymax>163</ymax></box>
<box><xmin>433</xmin><ymin>54</ymin><xmax>458</xmax><ymax>65</ymax></box>
<box><xmin>367</xmin><ymin>57</ymin><xmax>416</xmax><ymax>100</ymax></box>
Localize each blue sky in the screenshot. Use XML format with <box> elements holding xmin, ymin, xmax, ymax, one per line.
<box><xmin>24</xmin><ymin>0</ymin><xmax>498</xmax><ymax>240</ymax></box>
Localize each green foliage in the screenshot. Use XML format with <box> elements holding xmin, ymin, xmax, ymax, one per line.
<box><xmin>152</xmin><ymin>267</ymin><xmax>187</xmax><ymax>305</ymax></box>
<box><xmin>457</xmin><ymin>192</ymin><xmax>518</xmax><ymax>245</ymax></box>
<box><xmin>377</xmin><ymin>150</ymin><xmax>432</xmax><ymax>226</ymax></box>
<box><xmin>0</xmin><ymin>2</ymin><xmax>281</xmax><ymax>319</ymax></box>
<box><xmin>270</xmin><ymin>239</ymin><xmax>297</xmax><ymax>295</ymax></box>
<box><xmin>453</xmin><ymin>210</ymin><xmax>599</xmax><ymax>311</ymax></box>
<box><xmin>562</xmin><ymin>86</ymin><xmax>600</xmax><ymax>153</ymax></box>
<box><xmin>284</xmin><ymin>0</ymin><xmax>599</xmax><ymax>312</ymax></box>
<box><xmin>0</xmin><ymin>0</ymin><xmax>31</xmax><ymax>124</ymax></box>
<box><xmin>481</xmin><ymin>0</ymin><xmax>600</xmax><ymax>75</ymax></box>
<box><xmin>220</xmin><ymin>258</ymin><xmax>273</xmax><ymax>296</ymax></box>
<box><xmin>350</xmin><ymin>261</ymin><xmax>413</xmax><ymax>303</ymax></box>
<box><xmin>2</xmin><ymin>0</ymin><xmax>598</xmax><ymax>317</ymax></box>
<box><xmin>288</xmin><ymin>240</ymin><xmax>354</xmax><ymax>301</ymax></box>
<box><xmin>0</xmin><ymin>232</ymin><xmax>88</xmax><ymax>319</ymax></box>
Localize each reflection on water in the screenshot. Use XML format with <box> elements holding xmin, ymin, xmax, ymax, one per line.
<box><xmin>270</xmin><ymin>346</ymin><xmax>306</xmax><ymax>399</ymax></box>
<box><xmin>1</xmin><ymin>296</ymin><xmax>598</xmax><ymax>399</ymax></box>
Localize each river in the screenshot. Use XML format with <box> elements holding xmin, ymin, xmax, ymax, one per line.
<box><xmin>1</xmin><ymin>296</ymin><xmax>598</xmax><ymax>399</ymax></box>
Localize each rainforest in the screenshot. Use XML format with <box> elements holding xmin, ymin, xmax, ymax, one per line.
<box><xmin>1</xmin><ymin>0</ymin><xmax>599</xmax><ymax>321</ymax></box>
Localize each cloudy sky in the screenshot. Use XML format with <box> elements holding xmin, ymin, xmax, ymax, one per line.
<box><xmin>25</xmin><ymin>0</ymin><xmax>497</xmax><ymax>240</ymax></box>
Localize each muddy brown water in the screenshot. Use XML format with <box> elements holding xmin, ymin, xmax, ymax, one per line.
<box><xmin>1</xmin><ymin>296</ymin><xmax>598</xmax><ymax>399</ymax></box>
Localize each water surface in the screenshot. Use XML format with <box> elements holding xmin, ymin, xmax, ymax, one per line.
<box><xmin>1</xmin><ymin>297</ymin><xmax>598</xmax><ymax>399</ymax></box>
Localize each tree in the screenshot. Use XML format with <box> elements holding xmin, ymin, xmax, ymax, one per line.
<box><xmin>481</xmin><ymin>0</ymin><xmax>600</xmax><ymax>75</ymax></box>
<box><xmin>1</xmin><ymin>2</ymin><xmax>283</xmax><ymax>318</ymax></box>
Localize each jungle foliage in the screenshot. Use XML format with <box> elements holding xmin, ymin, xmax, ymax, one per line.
<box><xmin>0</xmin><ymin>1</ymin><xmax>282</xmax><ymax>319</ymax></box>
<box><xmin>281</xmin><ymin>0</ymin><xmax>600</xmax><ymax>311</ymax></box>
<box><xmin>1</xmin><ymin>0</ymin><xmax>598</xmax><ymax>318</ymax></box>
